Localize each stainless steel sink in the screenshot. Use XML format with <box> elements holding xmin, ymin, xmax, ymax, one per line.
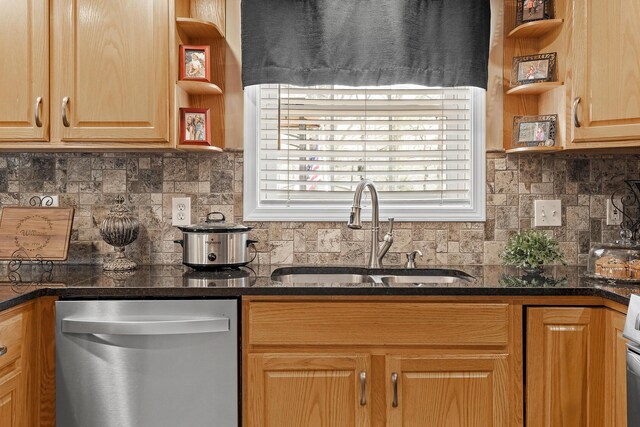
<box><xmin>270</xmin><ymin>273</ymin><xmax>376</xmax><ymax>284</ymax></box>
<box><xmin>380</xmin><ymin>274</ymin><xmax>472</xmax><ymax>286</ymax></box>
<box><xmin>270</xmin><ymin>267</ymin><xmax>474</xmax><ymax>286</ymax></box>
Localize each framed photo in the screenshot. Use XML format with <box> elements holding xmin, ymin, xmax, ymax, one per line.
<box><xmin>179</xmin><ymin>45</ymin><xmax>211</xmax><ymax>82</ymax></box>
<box><xmin>179</xmin><ymin>108</ymin><xmax>211</xmax><ymax>145</ymax></box>
<box><xmin>511</xmin><ymin>115</ymin><xmax>557</xmax><ymax>148</ymax></box>
<box><xmin>515</xmin><ymin>0</ymin><xmax>552</xmax><ymax>26</ymax></box>
<box><xmin>510</xmin><ymin>52</ymin><xmax>557</xmax><ymax>87</ymax></box>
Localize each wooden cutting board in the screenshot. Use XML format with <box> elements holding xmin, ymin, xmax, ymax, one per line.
<box><xmin>0</xmin><ymin>207</ymin><xmax>74</xmax><ymax>261</ymax></box>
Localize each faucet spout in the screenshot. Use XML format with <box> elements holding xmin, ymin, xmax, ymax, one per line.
<box><xmin>347</xmin><ymin>179</ymin><xmax>391</xmax><ymax>268</ymax></box>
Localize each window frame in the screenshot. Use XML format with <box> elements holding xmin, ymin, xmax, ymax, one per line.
<box><xmin>243</xmin><ymin>85</ymin><xmax>486</xmax><ymax>222</ymax></box>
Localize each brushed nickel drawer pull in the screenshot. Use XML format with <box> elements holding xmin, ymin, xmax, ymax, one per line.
<box><xmin>62</xmin><ymin>97</ymin><xmax>70</xmax><ymax>127</ymax></box>
<box><xmin>572</xmin><ymin>97</ymin><xmax>581</xmax><ymax>128</ymax></box>
<box><xmin>359</xmin><ymin>371</ymin><xmax>366</xmax><ymax>406</ymax></box>
<box><xmin>0</xmin><ymin>346</ymin><xmax>7</xmax><ymax>356</ymax></box>
<box><xmin>391</xmin><ymin>372</ymin><xmax>399</xmax><ymax>408</ymax></box>
<box><xmin>35</xmin><ymin>96</ymin><xmax>43</xmax><ymax>127</ymax></box>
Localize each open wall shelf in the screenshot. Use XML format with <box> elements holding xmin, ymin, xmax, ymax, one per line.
<box><xmin>176</xmin><ymin>17</ymin><xmax>224</xmax><ymax>40</ymax></box>
<box><xmin>503</xmin><ymin>0</ymin><xmax>569</xmax><ymax>152</ymax></box>
<box><xmin>506</xmin><ymin>81</ymin><xmax>563</xmax><ymax>95</ymax></box>
<box><xmin>173</xmin><ymin>0</ymin><xmax>226</xmax><ymax>150</ymax></box>
<box><xmin>177</xmin><ymin>80</ymin><xmax>223</xmax><ymax>95</ymax></box>
<box><xmin>505</xmin><ymin>146</ymin><xmax>563</xmax><ymax>154</ymax></box>
<box><xmin>508</xmin><ymin>19</ymin><xmax>564</xmax><ymax>38</ymax></box>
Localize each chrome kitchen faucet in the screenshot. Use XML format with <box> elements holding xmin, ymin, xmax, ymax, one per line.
<box><xmin>347</xmin><ymin>179</ymin><xmax>394</xmax><ymax>268</ymax></box>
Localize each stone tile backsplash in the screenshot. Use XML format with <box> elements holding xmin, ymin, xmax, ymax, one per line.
<box><xmin>0</xmin><ymin>151</ymin><xmax>634</xmax><ymax>266</ymax></box>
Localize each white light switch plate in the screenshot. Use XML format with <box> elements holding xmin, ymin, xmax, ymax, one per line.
<box><xmin>172</xmin><ymin>197</ymin><xmax>191</xmax><ymax>226</ymax></box>
<box><xmin>534</xmin><ymin>200</ymin><xmax>562</xmax><ymax>227</ymax></box>
<box><xmin>607</xmin><ymin>199</ymin><xmax>623</xmax><ymax>226</ymax></box>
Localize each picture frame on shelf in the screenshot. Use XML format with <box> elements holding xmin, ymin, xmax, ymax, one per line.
<box><xmin>179</xmin><ymin>108</ymin><xmax>211</xmax><ymax>146</ymax></box>
<box><xmin>510</xmin><ymin>52</ymin><xmax>557</xmax><ymax>87</ymax></box>
<box><xmin>515</xmin><ymin>0</ymin><xmax>553</xmax><ymax>26</ymax></box>
<box><xmin>511</xmin><ymin>114</ymin><xmax>558</xmax><ymax>149</ymax></box>
<box><xmin>179</xmin><ymin>45</ymin><xmax>211</xmax><ymax>82</ymax></box>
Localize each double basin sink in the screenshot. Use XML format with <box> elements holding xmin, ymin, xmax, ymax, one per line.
<box><xmin>271</xmin><ymin>266</ymin><xmax>474</xmax><ymax>287</ymax></box>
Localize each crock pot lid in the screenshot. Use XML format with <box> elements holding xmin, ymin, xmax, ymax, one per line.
<box><xmin>178</xmin><ymin>211</ymin><xmax>251</xmax><ymax>232</ymax></box>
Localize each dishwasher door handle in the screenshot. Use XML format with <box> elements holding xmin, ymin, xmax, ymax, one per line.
<box><xmin>62</xmin><ymin>317</ymin><xmax>230</xmax><ymax>335</ymax></box>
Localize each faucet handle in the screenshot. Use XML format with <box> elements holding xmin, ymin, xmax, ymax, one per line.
<box><xmin>387</xmin><ymin>218</ymin><xmax>395</xmax><ymax>234</ymax></box>
<box><xmin>405</xmin><ymin>250</ymin><xmax>423</xmax><ymax>269</ymax></box>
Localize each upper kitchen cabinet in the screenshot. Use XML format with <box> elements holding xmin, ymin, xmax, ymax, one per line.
<box><xmin>567</xmin><ymin>0</ymin><xmax>640</xmax><ymax>148</ymax></box>
<box><xmin>50</xmin><ymin>0</ymin><xmax>170</xmax><ymax>146</ymax></box>
<box><xmin>0</xmin><ymin>0</ymin><xmax>49</xmax><ymax>142</ymax></box>
<box><xmin>503</xmin><ymin>0</ymin><xmax>640</xmax><ymax>151</ymax></box>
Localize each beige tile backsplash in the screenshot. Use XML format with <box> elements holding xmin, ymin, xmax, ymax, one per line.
<box><xmin>0</xmin><ymin>151</ymin><xmax>634</xmax><ymax>266</ymax></box>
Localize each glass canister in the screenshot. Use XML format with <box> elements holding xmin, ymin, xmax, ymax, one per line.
<box><xmin>587</xmin><ymin>242</ymin><xmax>640</xmax><ymax>281</ymax></box>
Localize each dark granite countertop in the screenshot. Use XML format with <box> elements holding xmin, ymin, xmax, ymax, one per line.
<box><xmin>0</xmin><ymin>263</ymin><xmax>637</xmax><ymax>312</ymax></box>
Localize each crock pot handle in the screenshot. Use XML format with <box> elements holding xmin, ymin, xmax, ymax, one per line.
<box><xmin>173</xmin><ymin>239</ymin><xmax>184</xmax><ymax>247</ymax></box>
<box><xmin>246</xmin><ymin>239</ymin><xmax>259</xmax><ymax>247</ymax></box>
<box><xmin>206</xmin><ymin>212</ymin><xmax>226</xmax><ymax>223</ymax></box>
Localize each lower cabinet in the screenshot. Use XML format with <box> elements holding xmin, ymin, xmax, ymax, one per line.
<box><xmin>244</xmin><ymin>299</ymin><xmax>518</xmax><ymax>427</ymax></box>
<box><xmin>0</xmin><ymin>302</ymin><xmax>34</xmax><ymax>427</ymax></box>
<box><xmin>0</xmin><ymin>375</ymin><xmax>24</xmax><ymax>426</ymax></box>
<box><xmin>247</xmin><ymin>353</ymin><xmax>371</xmax><ymax>427</ymax></box>
<box><xmin>0</xmin><ymin>298</ymin><xmax>56</xmax><ymax>427</ymax></box>
<box><xmin>526</xmin><ymin>307</ymin><xmax>611</xmax><ymax>427</ymax></box>
<box><xmin>386</xmin><ymin>354</ymin><xmax>509</xmax><ymax>427</ymax></box>
<box><xmin>605</xmin><ymin>309</ymin><xmax>628</xmax><ymax>427</ymax></box>
<box><xmin>245</xmin><ymin>299</ymin><xmax>629</xmax><ymax>426</ymax></box>
<box><xmin>247</xmin><ymin>352</ymin><xmax>510</xmax><ymax>427</ymax></box>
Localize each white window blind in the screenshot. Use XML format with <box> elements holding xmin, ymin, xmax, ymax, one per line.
<box><xmin>244</xmin><ymin>84</ymin><xmax>485</xmax><ymax>222</ymax></box>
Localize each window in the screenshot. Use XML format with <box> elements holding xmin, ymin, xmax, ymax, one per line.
<box><xmin>244</xmin><ymin>84</ymin><xmax>485</xmax><ymax>221</ymax></box>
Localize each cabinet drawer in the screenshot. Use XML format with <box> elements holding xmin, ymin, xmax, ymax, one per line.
<box><xmin>0</xmin><ymin>308</ymin><xmax>24</xmax><ymax>370</ymax></box>
<box><xmin>248</xmin><ymin>301</ymin><xmax>509</xmax><ymax>347</ymax></box>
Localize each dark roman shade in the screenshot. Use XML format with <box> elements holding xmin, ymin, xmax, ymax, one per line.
<box><xmin>241</xmin><ymin>0</ymin><xmax>491</xmax><ymax>89</ymax></box>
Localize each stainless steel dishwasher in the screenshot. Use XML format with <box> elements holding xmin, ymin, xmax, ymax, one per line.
<box><xmin>56</xmin><ymin>299</ymin><xmax>238</xmax><ymax>427</ymax></box>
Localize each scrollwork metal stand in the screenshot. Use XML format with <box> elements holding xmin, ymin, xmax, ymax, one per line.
<box><xmin>8</xmin><ymin>248</ymin><xmax>54</xmax><ymax>290</ymax></box>
<box><xmin>5</xmin><ymin>196</ymin><xmax>57</xmax><ymax>290</ymax></box>
<box><xmin>611</xmin><ymin>179</ymin><xmax>640</xmax><ymax>242</ymax></box>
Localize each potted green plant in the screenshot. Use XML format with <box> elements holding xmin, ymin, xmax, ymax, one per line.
<box><xmin>500</xmin><ymin>229</ymin><xmax>567</xmax><ymax>273</ymax></box>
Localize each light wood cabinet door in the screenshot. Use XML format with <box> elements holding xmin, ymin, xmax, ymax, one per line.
<box><xmin>0</xmin><ymin>0</ymin><xmax>48</xmax><ymax>142</ymax></box>
<box><xmin>386</xmin><ymin>354</ymin><xmax>509</xmax><ymax>427</ymax></box>
<box><xmin>0</xmin><ymin>303</ymin><xmax>35</xmax><ymax>427</ymax></box>
<box><xmin>51</xmin><ymin>0</ymin><xmax>169</xmax><ymax>143</ymax></box>
<box><xmin>605</xmin><ymin>310</ymin><xmax>627</xmax><ymax>427</ymax></box>
<box><xmin>569</xmin><ymin>0</ymin><xmax>640</xmax><ymax>146</ymax></box>
<box><xmin>527</xmin><ymin>307</ymin><xmax>605</xmax><ymax>426</ymax></box>
<box><xmin>247</xmin><ymin>353</ymin><xmax>371</xmax><ymax>427</ymax></box>
<box><xmin>0</xmin><ymin>374</ymin><xmax>24</xmax><ymax>427</ymax></box>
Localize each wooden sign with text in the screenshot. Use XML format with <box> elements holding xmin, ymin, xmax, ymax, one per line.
<box><xmin>0</xmin><ymin>207</ymin><xmax>74</xmax><ymax>261</ymax></box>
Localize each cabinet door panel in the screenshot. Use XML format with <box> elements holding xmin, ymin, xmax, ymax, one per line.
<box><xmin>247</xmin><ymin>353</ymin><xmax>370</xmax><ymax>427</ymax></box>
<box><xmin>0</xmin><ymin>0</ymin><xmax>48</xmax><ymax>141</ymax></box>
<box><xmin>0</xmin><ymin>376</ymin><xmax>19</xmax><ymax>427</ymax></box>
<box><xmin>570</xmin><ymin>0</ymin><xmax>640</xmax><ymax>145</ymax></box>
<box><xmin>527</xmin><ymin>307</ymin><xmax>605</xmax><ymax>426</ymax></box>
<box><xmin>51</xmin><ymin>0</ymin><xmax>168</xmax><ymax>142</ymax></box>
<box><xmin>386</xmin><ymin>354</ymin><xmax>509</xmax><ymax>427</ymax></box>
<box><xmin>605</xmin><ymin>310</ymin><xmax>627</xmax><ymax>427</ymax></box>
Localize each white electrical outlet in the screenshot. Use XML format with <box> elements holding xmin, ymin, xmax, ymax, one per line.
<box><xmin>38</xmin><ymin>195</ymin><xmax>59</xmax><ymax>206</ymax></box>
<box><xmin>172</xmin><ymin>197</ymin><xmax>191</xmax><ymax>226</ymax></box>
<box><xmin>607</xmin><ymin>199</ymin><xmax>623</xmax><ymax>226</ymax></box>
<box><xmin>534</xmin><ymin>200</ymin><xmax>562</xmax><ymax>227</ymax></box>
